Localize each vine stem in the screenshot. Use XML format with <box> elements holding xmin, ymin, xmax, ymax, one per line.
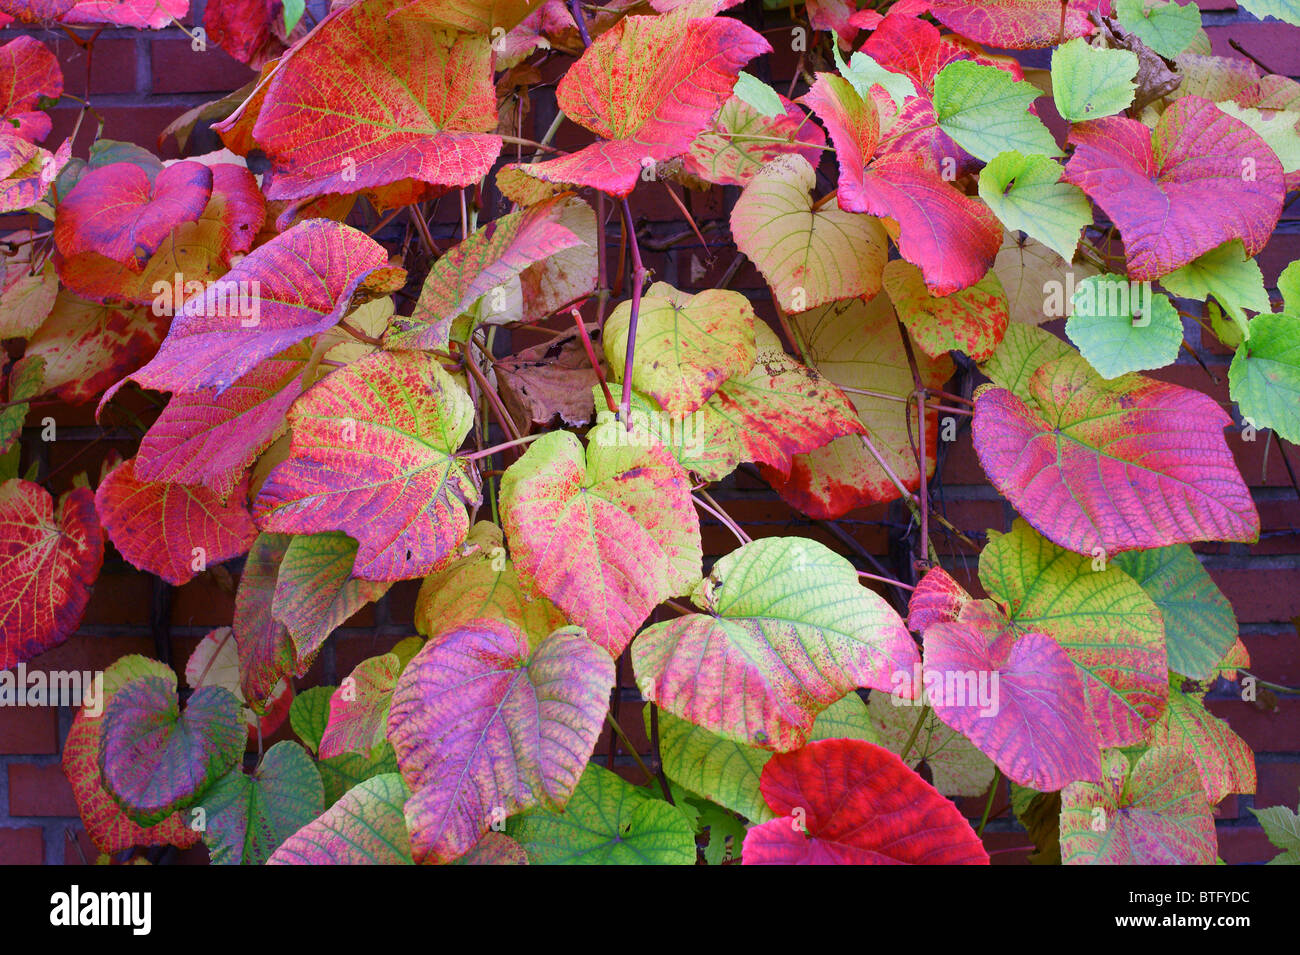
<box><xmin>605</xmin><ymin>711</ymin><xmax>667</xmax><ymax>798</ymax></box>
<box><xmin>572</xmin><ymin>308</ymin><xmax>617</xmax><ymax>415</ymax></box>
<box><xmin>899</xmin><ymin>704</ymin><xmax>930</xmax><ymax>762</ymax></box>
<box><xmin>458</xmin><ymin>432</ymin><xmax>543</xmax><ymax>461</ymax></box>
<box><xmin>977</xmin><ymin>768</ymin><xmax>1002</xmax><ymax>837</ymax></box>
<box><xmin>337</xmin><ymin>318</ymin><xmax>381</xmax><ymax>346</ymax></box>
<box><xmin>693</xmin><ymin>491</ymin><xmax>752</xmax><ymax>545</ymax></box>
<box><xmin>859</xmin><ymin>570</ymin><xmax>915</xmax><ymax>591</ymax></box>
<box><xmin>618</xmin><ymin>198</ymin><xmax>648</xmax><ymax>428</ymax></box>
<box><xmin>460</xmin><ymin>343</ymin><xmax>522</xmax><ymax>443</ymax></box>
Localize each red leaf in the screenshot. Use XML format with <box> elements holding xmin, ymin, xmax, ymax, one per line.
<box><xmin>0</xmin><ymin>0</ymin><xmax>76</xmax><ymax>21</ymax></box>
<box><xmin>62</xmin><ymin>0</ymin><xmax>188</xmax><ymax>28</ymax></box>
<box><xmin>907</xmin><ymin>566</ymin><xmax>970</xmax><ymax>633</ymax></box>
<box><xmin>251</xmin><ymin>2</ymin><xmax>501</xmax><ymax>199</ymax></box>
<box><xmin>54</xmin><ymin>161</ymin><xmax>213</xmax><ymax>269</ymax></box>
<box><xmin>253</xmin><ymin>350</ymin><xmax>480</xmax><ymax>582</ymax></box>
<box><xmin>926</xmin><ymin>0</ymin><xmax>1110</xmax><ymax>49</ymax></box>
<box><xmin>512</xmin><ymin>9</ymin><xmax>770</xmax><ymax>196</ymax></box>
<box><xmin>805</xmin><ymin>73</ymin><xmax>1001</xmax><ymax>294</ymax></box>
<box><xmin>387</xmin><ymin>618</ymin><xmax>614</xmax><ymax>864</ymax></box>
<box><xmin>922</xmin><ymin>620</ymin><xmax>1102</xmax><ymax>790</ymax></box>
<box><xmin>1062</xmin><ymin>97</ymin><xmax>1284</xmax><ymax>281</ymax></box>
<box><xmin>95</xmin><ymin>458</ymin><xmax>258</xmax><ymax>586</ymax></box>
<box><xmin>204</xmin><ymin>0</ymin><xmax>291</xmax><ymax>67</ymax></box>
<box><xmin>103</xmin><ymin>219</ymin><xmax>400</xmax><ymax>398</ymax></box>
<box><xmin>742</xmin><ymin>739</ymin><xmax>989</xmax><ymax>864</ymax></box>
<box><xmin>0</xmin><ymin>482</ymin><xmax>102</xmax><ymax>670</ymax></box>
<box><xmin>0</xmin><ymin>36</ymin><xmax>62</xmax><ymax>143</ymax></box>
<box><xmin>972</xmin><ymin>356</ymin><xmax>1260</xmax><ymax>553</ymax></box>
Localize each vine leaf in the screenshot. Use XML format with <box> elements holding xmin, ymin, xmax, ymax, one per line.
<box><xmin>251</xmin><ymin>2</ymin><xmax>500</xmax><ymax>199</ymax></box>
<box><xmin>1114</xmin><ymin>0</ymin><xmax>1201</xmax><ymax>59</ymax></box>
<box><xmin>742</xmin><ymin>739</ymin><xmax>990</xmax><ymax>864</ymax></box>
<box><xmin>932</xmin><ymin>60</ymin><xmax>1062</xmax><ymax>163</ymax></box>
<box><xmin>1050</xmin><ymin>37</ymin><xmax>1138</xmax><ymax>122</ymax></box>
<box><xmin>196</xmin><ymin>740</ymin><xmax>324</xmax><ymax>865</ymax></box>
<box><xmin>99</xmin><ymin>674</ymin><xmax>245</xmax><ymax>826</ymax></box>
<box><xmin>508</xmin><ymin>763</ymin><xmax>697</xmax><ymax>864</ymax></box>
<box><xmin>977</xmin><ymin>152</ymin><xmax>1093</xmax><ymax>263</ymax></box>
<box><xmin>926</xmin><ymin>0</ymin><xmax>1108</xmax><ymax>48</ymax></box>
<box><xmin>972</xmin><ymin>351</ymin><xmax>1260</xmax><ymax>553</ymax></box>
<box><xmin>62</xmin><ymin>655</ymin><xmax>202</xmax><ymax>854</ymax></box>
<box><xmin>882</xmin><ymin>259</ymin><xmax>1009</xmax><ymax>361</ymax></box>
<box><xmin>979</xmin><ymin>520</ymin><xmax>1169</xmax><ymax>747</ymax></box>
<box><xmin>0</xmin><ymin>36</ymin><xmax>61</xmax><ymax>142</ymax></box>
<box><xmin>1151</xmin><ymin>686</ymin><xmax>1256</xmax><ymax>805</ymax></box>
<box><xmin>865</xmin><ymin>692</ymin><xmax>997</xmax><ymax>797</ymax></box>
<box><xmin>922</xmin><ymin>617</ymin><xmax>1103</xmax><ymax>791</ymax></box>
<box><xmin>1112</xmin><ymin>545</ymin><xmax>1237</xmax><ymax>681</ymax></box>
<box><xmin>632</xmin><ymin>536</ymin><xmax>919</xmax><ymax>751</ymax></box>
<box><xmin>604</xmin><ymin>283</ymin><xmax>756</xmax><ymax>416</ymax></box>
<box><xmin>53</xmin><ymin>160</ymin><xmax>212</xmax><ymax>268</ymax></box>
<box><xmin>764</xmin><ymin>296</ymin><xmax>953</xmax><ymax>519</ymax></box>
<box><xmin>1059</xmin><ymin>746</ymin><xmax>1217</xmax><ymax>864</ymax></box>
<box><xmin>730</xmin><ymin>154</ymin><xmax>888</xmax><ymax>311</ymax></box>
<box><xmin>384</xmin><ymin>195</ymin><xmax>588</xmax><ymax>351</ymax></box>
<box><xmin>508</xmin><ymin>9</ymin><xmax>770</xmax><ymax>196</ymax></box>
<box><xmin>1062</xmin><ymin>96</ymin><xmax>1284</xmax><ymax>281</ymax></box>
<box><xmin>1229</xmin><ymin>310</ymin><xmax>1300</xmax><ymax>444</ymax></box>
<box><xmin>102</xmin><ymin>218</ymin><xmax>402</xmax><ymax>398</ymax></box>
<box><xmin>685</xmin><ymin>93</ymin><xmax>826</xmax><ymax>187</ymax></box>
<box><xmin>801</xmin><ymin>73</ymin><xmax>1002</xmax><ymax>295</ymax></box>
<box><xmin>267</xmin><ymin>773</ymin><xmax>412</xmax><ymax>865</ymax></box>
<box><xmin>95</xmin><ymin>458</ymin><xmax>258</xmax><ymax>587</ymax></box>
<box><xmin>0</xmin><ymin>481</ymin><xmax>102</xmax><ymax>669</ymax></box>
<box><xmin>1064</xmin><ymin>274</ymin><xmax>1183</xmax><ymax>378</ymax></box>
<box><xmin>500</xmin><ymin>425</ymin><xmax>702</xmax><ymax>656</ymax></box>
<box><xmin>253</xmin><ymin>350</ymin><xmax>481</xmax><ymax>582</ymax></box>
<box><xmin>386</xmin><ymin>619</ymin><xmax>614</xmax><ymax>864</ymax></box>
<box><xmin>320</xmin><ymin>653</ymin><xmax>400</xmax><ymax>759</ymax></box>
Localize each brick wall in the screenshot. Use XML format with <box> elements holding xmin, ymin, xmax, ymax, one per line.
<box><xmin>1</xmin><ymin>0</ymin><xmax>1297</xmax><ymax>865</ymax></box>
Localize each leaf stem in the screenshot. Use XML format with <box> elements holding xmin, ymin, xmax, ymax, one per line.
<box><xmin>618</xmin><ymin>197</ymin><xmax>648</xmax><ymax>428</ymax></box>
<box><xmin>692</xmin><ymin>491</ymin><xmax>752</xmax><ymax>546</ymax></box>
<box><xmin>899</xmin><ymin>704</ymin><xmax>930</xmax><ymax>763</ymax></box>
<box><xmin>460</xmin><ymin>342</ymin><xmax>523</xmax><ymax>443</ymax></box>
<box><xmin>571</xmin><ymin>308</ymin><xmax>617</xmax><ymax>415</ymax></box>
<box><xmin>605</xmin><ymin>711</ymin><xmax>664</xmax><ymax>796</ymax></box>
<box><xmin>977</xmin><ymin>768</ymin><xmax>1001</xmax><ymax>836</ymax></box>
<box><xmin>337</xmin><ymin>318</ymin><xmax>381</xmax><ymax>346</ymax></box>
<box><xmin>459</xmin><ymin>432</ymin><xmax>543</xmax><ymax>461</ymax></box>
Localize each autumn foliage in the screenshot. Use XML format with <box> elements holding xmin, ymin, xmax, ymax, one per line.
<box><xmin>2</xmin><ymin>0</ymin><xmax>1299</xmax><ymax>865</ymax></box>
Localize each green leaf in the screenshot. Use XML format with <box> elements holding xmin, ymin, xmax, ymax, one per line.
<box><xmin>933</xmin><ymin>60</ymin><xmax>1061</xmax><ymax>164</ymax></box>
<box><xmin>268</xmin><ymin>774</ymin><xmax>412</xmax><ymax>865</ymax></box>
<box><xmin>282</xmin><ymin>0</ymin><xmax>306</xmax><ymax>34</ymax></box>
<box><xmin>978</xmin><ymin>152</ymin><xmax>1092</xmax><ymax>263</ymax></box>
<box><xmin>1229</xmin><ymin>310</ymin><xmax>1300</xmax><ymax>443</ymax></box>
<box><xmin>732</xmin><ymin>71</ymin><xmax>784</xmax><ymax>119</ymax></box>
<box><xmin>1050</xmin><ymin>38</ymin><xmax>1138</xmax><ymax>122</ymax></box>
<box><xmin>865</xmin><ymin>692</ymin><xmax>997</xmax><ymax>798</ymax></box>
<box><xmin>632</xmin><ymin>536</ymin><xmax>917</xmax><ymax>751</ymax></box>
<box><xmin>318</xmin><ymin>743</ymin><xmax>400</xmax><ymax>808</ymax></box>
<box><xmin>982</xmin><ymin>323</ymin><xmax>1077</xmax><ymax>401</ymax></box>
<box><xmin>980</xmin><ymin>520</ymin><xmax>1168</xmax><ymax>747</ymax></box>
<box><xmin>1112</xmin><ymin>545</ymin><xmax>1236</xmax><ymax>681</ymax></box>
<box><xmin>652</xmin><ymin>692</ymin><xmax>877</xmax><ymax>823</ymax></box>
<box><xmin>1161</xmin><ymin>239</ymin><xmax>1270</xmax><ymax>330</ymax></box>
<box><xmin>1251</xmin><ymin>802</ymin><xmax>1300</xmax><ymax>864</ymax></box>
<box><xmin>1237</xmin><ymin>0</ymin><xmax>1300</xmax><ymax>27</ymax></box>
<box><xmin>289</xmin><ymin>685</ymin><xmax>334</xmax><ymax>755</ymax></box>
<box><xmin>197</xmin><ymin>740</ymin><xmax>324</xmax><ymax>865</ymax></box>
<box><xmin>833</xmin><ymin>45</ymin><xmax>916</xmax><ymax>110</ymax></box>
<box><xmin>1066</xmin><ymin>274</ymin><xmax>1182</xmax><ymax>378</ymax></box>
<box><xmin>508</xmin><ymin>764</ymin><xmax>696</xmax><ymax>864</ymax></box>
<box><xmin>0</xmin><ymin>356</ymin><xmax>43</xmax><ymax>453</ymax></box>
<box><xmin>1279</xmin><ymin>260</ymin><xmax>1300</xmax><ymax>314</ymax></box>
<box><xmin>1151</xmin><ymin>686</ymin><xmax>1255</xmax><ymax>804</ymax></box>
<box><xmin>1216</xmin><ymin>102</ymin><xmax>1300</xmax><ymax>174</ymax></box>
<box><xmin>1115</xmin><ymin>0</ymin><xmax>1203</xmax><ymax>59</ymax></box>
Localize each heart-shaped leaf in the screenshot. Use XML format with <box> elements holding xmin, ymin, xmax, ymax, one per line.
<box><xmin>1114</xmin><ymin>0</ymin><xmax>1201</xmax><ymax>59</ymax></box>
<box><xmin>0</xmin><ymin>481</ymin><xmax>101</xmax><ymax>669</ymax></box>
<box><xmin>1065</xmin><ymin>274</ymin><xmax>1183</xmax><ymax>378</ymax></box>
<box><xmin>742</xmin><ymin>739</ymin><xmax>989</xmax><ymax>864</ymax></box>
<box><xmin>926</xmin><ymin>0</ymin><xmax>1107</xmax><ymax>48</ymax></box>
<box><xmin>922</xmin><ymin>618</ymin><xmax>1102</xmax><ymax>791</ymax></box>
<box><xmin>509</xmin><ymin>763</ymin><xmax>696</xmax><ymax>864</ymax></box>
<box><xmin>95</xmin><ymin>457</ymin><xmax>258</xmax><ymax>586</ymax></box>
<box><xmin>196</xmin><ymin>740</ymin><xmax>324</xmax><ymax>865</ymax></box>
<box><xmin>977</xmin><ymin>152</ymin><xmax>1093</xmax><ymax>263</ymax></box>
<box><xmin>254</xmin><ymin>350</ymin><xmax>481</xmax><ymax>582</ymax></box>
<box><xmin>973</xmin><ymin>351</ymin><xmax>1260</xmax><ymax>553</ymax></box>
<box><xmin>500</xmin><ymin>424</ymin><xmax>701</xmax><ymax>656</ymax></box>
<box><xmin>932</xmin><ymin>60</ymin><xmax>1062</xmax><ymax>163</ymax></box>
<box><xmin>267</xmin><ymin>773</ymin><xmax>412</xmax><ymax>865</ymax></box>
<box><xmin>0</xmin><ymin>36</ymin><xmax>62</xmax><ymax>143</ymax></box>
<box><xmin>764</xmin><ymin>296</ymin><xmax>953</xmax><ymax>519</ymax></box>
<box><xmin>100</xmin><ymin>674</ymin><xmax>245</xmax><ymax>826</ymax></box>
<box><xmin>54</xmin><ymin>160</ymin><xmax>212</xmax><ymax>268</ymax></box>
<box><xmin>633</xmin><ymin>536</ymin><xmax>919</xmax><ymax>751</ymax></box>
<box><xmin>1059</xmin><ymin>746</ymin><xmax>1216</xmax><ymax>864</ymax></box>
<box><xmin>1062</xmin><ymin>96</ymin><xmax>1284</xmax><ymax>280</ymax></box>
<box><xmin>882</xmin><ymin>259</ymin><xmax>1009</xmax><ymax>361</ymax></box>
<box><xmin>386</xmin><ymin>619</ymin><xmax>614</xmax><ymax>863</ymax></box>
<box><xmin>1050</xmin><ymin>37</ymin><xmax>1138</xmax><ymax>122</ymax></box>
<box><xmin>510</xmin><ymin>9</ymin><xmax>769</xmax><ymax>196</ymax></box>
<box><xmin>604</xmin><ymin>283</ymin><xmax>756</xmax><ymax>416</ymax></box>
<box><xmin>1229</xmin><ymin>310</ymin><xmax>1300</xmax><ymax>444</ymax></box>
<box><xmin>979</xmin><ymin>519</ymin><xmax>1168</xmax><ymax>746</ymax></box>
<box><xmin>730</xmin><ymin>154</ymin><xmax>888</xmax><ymax>312</ymax></box>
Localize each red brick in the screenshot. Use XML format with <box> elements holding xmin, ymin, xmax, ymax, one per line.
<box><xmin>151</xmin><ymin>38</ymin><xmax>257</xmax><ymax>94</ymax></box>
<box><xmin>1206</xmin><ymin>23</ymin><xmax>1300</xmax><ymax>77</ymax></box>
<box><xmin>1255</xmin><ymin>761</ymin><xmax>1300</xmax><ymax>810</ymax></box>
<box><xmin>1208</xmin><ymin>568</ymin><xmax>1300</xmax><ymax>624</ymax></box>
<box><xmin>44</xmin><ymin>36</ymin><xmax>138</xmax><ymax>97</ymax></box>
<box><xmin>64</xmin><ymin>828</ymin><xmax>99</xmax><ymax>865</ymax></box>
<box><xmin>1240</xmin><ymin>628</ymin><xmax>1300</xmax><ymax>686</ymax></box>
<box><xmin>1215</xmin><ymin>825</ymin><xmax>1277</xmax><ymax>865</ymax></box>
<box><xmin>0</xmin><ymin>707</ymin><xmax>58</xmax><ymax>755</ymax></box>
<box><xmin>1205</xmin><ymin>698</ymin><xmax>1300</xmax><ymax>751</ymax></box>
<box><xmin>47</xmin><ymin>105</ymin><xmax>192</xmax><ymax>160</ymax></box>
<box><xmin>386</xmin><ymin>579</ymin><xmax>421</xmax><ymax>627</ymax></box>
<box><xmin>8</xmin><ymin>762</ymin><xmax>80</xmax><ymax>816</ymax></box>
<box><xmin>0</xmin><ymin>827</ymin><xmax>45</xmax><ymax>865</ymax></box>
<box><xmin>81</xmin><ymin>568</ymin><xmax>153</xmax><ymax>627</ymax></box>
<box><xmin>1250</xmin><ymin>498</ymin><xmax>1300</xmax><ymax>555</ymax></box>
<box><xmin>27</xmin><ymin>634</ymin><xmax>156</xmax><ymax>675</ymax></box>
<box><xmin>334</xmin><ymin>632</ymin><xmax>408</xmax><ymax>678</ymax></box>
<box><xmin>171</xmin><ymin>573</ymin><xmax>237</xmax><ymax>629</ymax></box>
<box><xmin>981</xmin><ymin>830</ymin><xmax>1034</xmax><ymax>866</ymax></box>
